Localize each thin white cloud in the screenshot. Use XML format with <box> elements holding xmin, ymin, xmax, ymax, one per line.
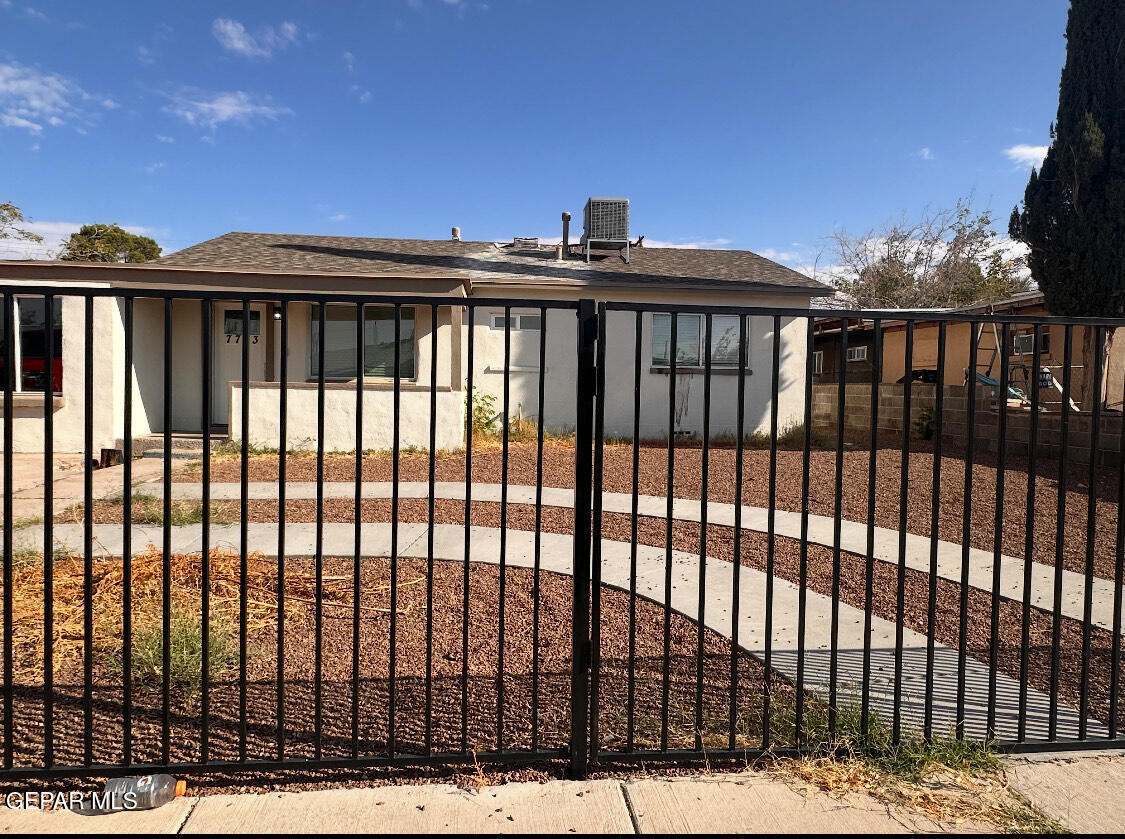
<box><xmin>757</xmin><ymin>247</ymin><xmax>802</xmax><ymax>262</ymax></box>
<box><xmin>349</xmin><ymin>84</ymin><xmax>372</xmax><ymax>103</ymax></box>
<box><xmin>164</xmin><ymin>89</ymin><xmax>293</xmax><ymax>133</ymax></box>
<box><xmin>640</xmin><ymin>237</ymin><xmax>732</xmax><ymax>249</ymax></box>
<box><xmin>145</xmin><ymin>161</ymin><xmax>165</xmax><ymax>174</ymax></box>
<box><xmin>0</xmin><ymin>60</ymin><xmax>88</xmax><ymax>134</ymax></box>
<box><xmin>915</xmin><ymin>147</ymin><xmax>934</xmax><ymax>161</ymax></box>
<box><xmin>343</xmin><ymin>51</ymin><xmax>355</xmax><ymax>72</ymax></box>
<box><xmin>328</xmin><ymin>213</ymin><xmax>348</xmax><ymax>222</ymax></box>
<box><xmin>137</xmin><ymin>45</ymin><xmax>156</xmax><ymax>65</ymax></box>
<box><xmin>23</xmin><ymin>6</ymin><xmax>46</xmax><ymax>21</ymax></box>
<box><xmin>155</xmin><ymin>133</ymin><xmax>174</xmax><ymax>143</ymax></box>
<box><xmin>1004</xmin><ymin>144</ymin><xmax>1049</xmax><ymax>169</ymax></box>
<box><xmin>212</xmin><ymin>18</ymin><xmax>300</xmax><ymax>58</ymax></box>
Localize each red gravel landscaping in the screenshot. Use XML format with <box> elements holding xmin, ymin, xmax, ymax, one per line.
<box><xmin>176</xmin><ymin>438</ymin><xmax>1123</xmax><ymax>579</ymax></box>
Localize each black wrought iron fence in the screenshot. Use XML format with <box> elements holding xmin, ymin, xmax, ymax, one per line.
<box><xmin>0</xmin><ymin>284</ymin><xmax>1124</xmax><ymax>782</ymax></box>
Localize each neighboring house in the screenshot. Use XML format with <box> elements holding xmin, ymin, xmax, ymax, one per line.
<box><xmin>821</xmin><ymin>291</ymin><xmax>1125</xmax><ymax>410</ymax></box>
<box><xmin>812</xmin><ymin>317</ymin><xmax>878</xmax><ymax>383</ymax></box>
<box><xmin>0</xmin><ymin>215</ymin><xmax>829</xmax><ymax>453</ymax></box>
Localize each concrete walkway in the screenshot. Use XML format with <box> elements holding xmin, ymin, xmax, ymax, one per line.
<box><xmin>3</xmin><ymin>453</ymin><xmax>170</xmax><ymax>523</ymax></box>
<box><xmin>0</xmin><ymin>771</ymin><xmax>990</xmax><ymax>833</ymax></box>
<box><xmin>8</xmin><ymin>518</ymin><xmax>1104</xmax><ymax>743</ymax></box>
<box><xmin>133</xmin><ymin>479</ymin><xmax>1121</xmax><ymax>635</ymax></box>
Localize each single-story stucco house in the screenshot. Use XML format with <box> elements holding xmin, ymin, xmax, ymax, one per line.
<box><xmin>0</xmin><ymin>209</ymin><xmax>829</xmax><ymax>454</ymax></box>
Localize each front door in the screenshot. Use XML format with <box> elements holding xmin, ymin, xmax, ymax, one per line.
<box><xmin>213</xmin><ymin>304</ymin><xmax>268</xmax><ymax>426</ymax></box>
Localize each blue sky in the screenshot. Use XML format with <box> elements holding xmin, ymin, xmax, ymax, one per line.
<box><xmin>0</xmin><ymin>0</ymin><xmax>1067</xmax><ymax>269</ymax></box>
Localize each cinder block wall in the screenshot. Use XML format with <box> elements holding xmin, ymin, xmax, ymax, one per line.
<box><xmin>812</xmin><ymin>383</ymin><xmax>1123</xmax><ymax>466</ymax></box>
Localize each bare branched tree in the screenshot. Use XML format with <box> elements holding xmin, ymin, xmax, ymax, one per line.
<box><xmin>828</xmin><ymin>198</ymin><xmax>1030</xmax><ymax>309</ymax></box>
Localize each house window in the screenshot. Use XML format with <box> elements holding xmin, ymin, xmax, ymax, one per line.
<box><xmin>310</xmin><ymin>305</ymin><xmax>415</xmax><ymax>379</ymax></box>
<box><xmin>0</xmin><ymin>296</ymin><xmax>63</xmax><ymax>394</ymax></box>
<box><xmin>813</xmin><ymin>351</ymin><xmax>824</xmax><ymax>374</ymax></box>
<box><xmin>651</xmin><ymin>313</ymin><xmax>744</xmax><ymax>367</ymax></box>
<box><xmin>846</xmin><ymin>345</ymin><xmax>868</xmax><ymax>362</ymax></box>
<box><xmin>1012</xmin><ymin>331</ymin><xmax>1050</xmax><ymax>357</ymax></box>
<box><xmin>490</xmin><ymin>313</ymin><xmax>542</xmax><ymax>330</ymax></box>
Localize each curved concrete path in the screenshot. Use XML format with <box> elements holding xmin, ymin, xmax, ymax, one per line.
<box><xmin>8</xmin><ymin>518</ymin><xmax>1106</xmax><ymax>745</ymax></box>
<box><xmin>131</xmin><ymin>480</ymin><xmax>1121</xmax><ymax>634</ymax></box>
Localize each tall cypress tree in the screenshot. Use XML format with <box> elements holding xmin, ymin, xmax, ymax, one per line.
<box><xmin>1009</xmin><ymin>0</ymin><xmax>1125</xmax><ymax>407</ymax></box>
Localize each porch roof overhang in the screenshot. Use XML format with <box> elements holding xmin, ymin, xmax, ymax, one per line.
<box><xmin>0</xmin><ymin>260</ymin><xmax>471</xmax><ymax>297</ymax></box>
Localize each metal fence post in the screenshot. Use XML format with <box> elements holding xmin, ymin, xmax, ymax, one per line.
<box><xmin>570</xmin><ymin>298</ymin><xmax>597</xmax><ymax>779</ymax></box>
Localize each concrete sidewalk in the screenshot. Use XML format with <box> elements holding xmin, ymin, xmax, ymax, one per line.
<box><xmin>0</xmin><ymin>771</ymin><xmax>984</xmax><ymax>834</ymax></box>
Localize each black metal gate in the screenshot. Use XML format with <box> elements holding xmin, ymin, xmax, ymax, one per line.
<box><xmin>1</xmin><ymin>285</ymin><xmax>1124</xmax><ymax>782</ymax></box>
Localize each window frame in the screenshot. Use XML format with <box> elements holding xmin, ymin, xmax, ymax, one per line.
<box><xmin>490</xmin><ymin>312</ymin><xmax>542</xmax><ymax>331</ymax></box>
<box><xmin>845</xmin><ymin>345</ymin><xmax>868</xmax><ymax>363</ymax></box>
<box><xmin>2</xmin><ymin>295</ymin><xmax>64</xmax><ymax>395</ymax></box>
<box><xmin>813</xmin><ymin>350</ymin><xmax>824</xmax><ymax>374</ymax></box>
<box><xmin>1012</xmin><ymin>331</ymin><xmax>1050</xmax><ymax>357</ymax></box>
<box><xmin>650</xmin><ymin>312</ymin><xmax>746</xmax><ymax>369</ymax></box>
<box><xmin>309</xmin><ymin>304</ymin><xmax>417</xmax><ymax>382</ymax></box>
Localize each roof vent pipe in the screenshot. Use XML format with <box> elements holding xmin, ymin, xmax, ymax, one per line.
<box><xmin>451</xmin><ymin>226</ymin><xmax>461</xmax><ymax>242</ymax></box>
<box><xmin>561</xmin><ymin>211</ymin><xmax>571</xmax><ymax>259</ymax></box>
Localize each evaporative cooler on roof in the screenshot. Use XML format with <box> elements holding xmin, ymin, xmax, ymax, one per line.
<box><xmin>581</xmin><ymin>197</ymin><xmax>630</xmax><ymax>263</ymax></box>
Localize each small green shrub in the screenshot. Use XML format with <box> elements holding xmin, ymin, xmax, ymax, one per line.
<box><xmin>912</xmin><ymin>407</ymin><xmax>936</xmax><ymax>440</ymax></box>
<box><xmin>468</xmin><ymin>387</ymin><xmax>499</xmax><ymax>435</ymax></box>
<box><xmin>119</xmin><ymin>609</ymin><xmax>237</xmax><ymax>701</ymax></box>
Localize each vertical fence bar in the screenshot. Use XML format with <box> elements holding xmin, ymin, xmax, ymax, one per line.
<box><xmin>1048</xmin><ymin>325</ymin><xmax>1073</xmax><ymax>740</ymax></box>
<box><xmin>955</xmin><ymin>321</ymin><xmax>979</xmax><ymax>739</ymax></box>
<box><xmin>497</xmin><ymin>306</ymin><xmax>511</xmax><ymax>752</ymax></box>
<box><xmin>82</xmin><ymin>296</ymin><xmax>94</xmax><ymax>765</ymax></box>
<box><xmin>42</xmin><ymin>293</ymin><xmax>54</xmax><ymax>768</ymax></box>
<box><xmin>761</xmin><ymin>315</ymin><xmax>780</xmax><ymax>750</ymax></box>
<box><xmin>1111</xmin><ymin>348</ymin><xmax>1125</xmax><ymax>740</ymax></box>
<box><xmin>924</xmin><ymin>320</ymin><xmax>946</xmax><ymax>740</ymax></box>
<box><xmin>2</xmin><ymin>294</ymin><xmax>13</xmax><ymax>769</ymax></box>
<box><xmin>531</xmin><ymin>306</ymin><xmax>548</xmax><ymax>750</ymax></box>
<box><xmin>389</xmin><ymin>303</ymin><xmax>401</xmax><ymax>757</ymax></box>
<box><xmin>462</xmin><ymin>309</ymin><xmax>474</xmax><ymax>753</ymax></box>
<box><xmin>275</xmin><ymin>301</ymin><xmax>287</xmax><ymax>761</ymax></box>
<box><xmin>829</xmin><ymin>318</ymin><xmax>848</xmax><ymax>737</ymax></box>
<box><xmin>161</xmin><ymin>297</ymin><xmax>172</xmax><ymax>764</ymax></box>
<box><xmin>314</xmin><ymin>302</ymin><xmax>326</xmax><ymax>759</ymax></box>
<box><xmin>892</xmin><ymin>321</ymin><xmax>913</xmax><ymax>744</ymax></box>
<box><xmin>795</xmin><ymin>317</ymin><xmax>815</xmax><ymax>743</ymax></box>
<box><xmin>238</xmin><ymin>299</ymin><xmax>250</xmax><ymax>761</ymax></box>
<box><xmin>570</xmin><ymin>299</ymin><xmax>596</xmax><ymax>780</ymax></box>
<box><xmin>122</xmin><ymin>296</ymin><xmax>134</xmax><ymax>766</ymax></box>
<box><xmin>589</xmin><ymin>304</ymin><xmax>607</xmax><ymax>755</ymax></box>
<box><xmin>861</xmin><ymin>319</ymin><xmax>883</xmax><ymax>736</ymax></box>
<box><xmin>1017</xmin><ymin>324</ymin><xmax>1042</xmax><ymax>742</ymax></box>
<box><xmin>1079</xmin><ymin>326</ymin><xmax>1104</xmax><ymax>739</ymax></box>
<box><xmin>661</xmin><ymin>312</ymin><xmax>678</xmax><ymax>751</ymax></box>
<box><xmin>694</xmin><ymin>314</ymin><xmax>712</xmax><ymax>749</ymax></box>
<box><xmin>987</xmin><ymin>322</ymin><xmax>1011</xmax><ymax>739</ymax></box>
<box><xmin>200</xmin><ymin>299</ymin><xmax>211</xmax><ymax>763</ymax></box>
<box><xmin>627</xmin><ymin>310</ymin><xmax>642</xmax><ymax>753</ymax></box>
<box><xmin>728</xmin><ymin>314</ymin><xmax>748</xmax><ymax>751</ymax></box>
<box><xmin>425</xmin><ymin>305</ymin><xmax>438</xmax><ymax>754</ymax></box>
<box><xmin>353</xmin><ymin>303</ymin><xmax>364</xmax><ymax>758</ymax></box>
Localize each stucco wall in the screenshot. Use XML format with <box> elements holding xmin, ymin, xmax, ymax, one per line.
<box><xmin>4</xmin><ymin>292</ymin><xmax>123</xmax><ymax>453</ymax></box>
<box><xmin>465</xmin><ymin>289</ymin><xmax>811</xmax><ymax>440</ymax></box>
<box><xmin>228</xmin><ymin>384</ymin><xmax>465</xmax><ymax>451</ymax></box>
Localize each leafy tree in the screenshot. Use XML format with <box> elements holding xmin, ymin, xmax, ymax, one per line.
<box><xmin>829</xmin><ymin>199</ymin><xmax>1029</xmax><ymax>309</ymax></box>
<box><xmin>0</xmin><ymin>202</ymin><xmax>44</xmax><ymax>247</ymax></box>
<box><xmin>1009</xmin><ymin>0</ymin><xmax>1125</xmax><ymax>408</ymax></box>
<box><xmin>58</xmin><ymin>223</ymin><xmax>161</xmax><ymax>263</ymax></box>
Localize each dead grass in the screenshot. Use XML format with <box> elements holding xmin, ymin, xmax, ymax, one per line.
<box><xmin>1</xmin><ymin>546</ymin><xmax>418</xmax><ymax>682</ymax></box>
<box><xmin>764</xmin><ymin>716</ymin><xmax>1066</xmax><ymax>833</ymax></box>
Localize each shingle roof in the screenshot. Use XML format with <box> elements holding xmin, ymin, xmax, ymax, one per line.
<box><xmin>155</xmin><ymin>232</ymin><xmax>828</xmax><ymax>294</ymax></box>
